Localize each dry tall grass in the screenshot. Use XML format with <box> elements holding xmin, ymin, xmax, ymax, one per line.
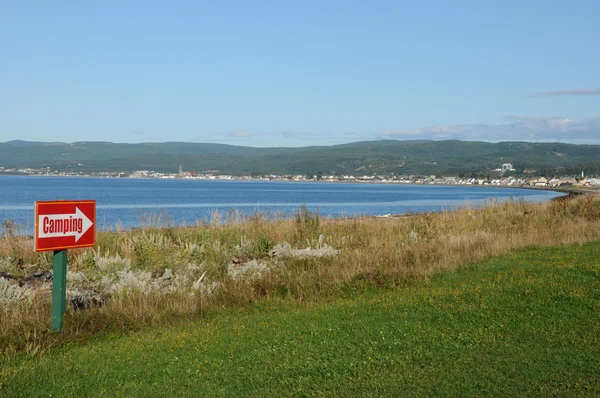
<box><xmin>1</xmin><ymin>195</ymin><xmax>600</xmax><ymax>358</ymax></box>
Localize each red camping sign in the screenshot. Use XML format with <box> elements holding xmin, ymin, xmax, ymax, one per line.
<box><xmin>35</xmin><ymin>200</ymin><xmax>96</xmax><ymax>252</ymax></box>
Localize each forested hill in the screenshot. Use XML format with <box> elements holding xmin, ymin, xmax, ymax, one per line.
<box><xmin>1</xmin><ymin>139</ymin><xmax>599</xmax><ymax>176</ymax></box>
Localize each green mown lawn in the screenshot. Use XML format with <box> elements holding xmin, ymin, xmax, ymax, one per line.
<box><xmin>2</xmin><ymin>242</ymin><xmax>600</xmax><ymax>397</ymax></box>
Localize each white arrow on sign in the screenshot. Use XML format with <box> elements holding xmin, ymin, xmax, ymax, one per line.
<box><xmin>38</xmin><ymin>207</ymin><xmax>94</xmax><ymax>242</ymax></box>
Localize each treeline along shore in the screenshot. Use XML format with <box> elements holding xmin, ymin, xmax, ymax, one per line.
<box><xmin>1</xmin><ymin>139</ymin><xmax>600</xmax><ymax>178</ymax></box>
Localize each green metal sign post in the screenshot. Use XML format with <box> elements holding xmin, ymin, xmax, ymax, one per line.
<box><xmin>51</xmin><ymin>250</ymin><xmax>68</xmax><ymax>333</ymax></box>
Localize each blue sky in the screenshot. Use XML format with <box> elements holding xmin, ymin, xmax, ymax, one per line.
<box><xmin>1</xmin><ymin>1</ymin><xmax>599</xmax><ymax>146</ymax></box>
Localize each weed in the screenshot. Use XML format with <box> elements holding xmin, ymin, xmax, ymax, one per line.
<box><xmin>254</xmin><ymin>235</ymin><xmax>273</xmax><ymax>256</ymax></box>
<box><xmin>294</xmin><ymin>205</ymin><xmax>320</xmax><ymax>243</ymax></box>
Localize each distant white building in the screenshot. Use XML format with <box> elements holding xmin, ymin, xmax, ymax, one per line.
<box><xmin>535</xmin><ymin>177</ymin><xmax>548</xmax><ymax>186</ymax></box>
<box><xmin>501</xmin><ymin>163</ymin><xmax>514</xmax><ymax>172</ymax></box>
<box><xmin>584</xmin><ymin>178</ymin><xmax>600</xmax><ymax>186</ymax></box>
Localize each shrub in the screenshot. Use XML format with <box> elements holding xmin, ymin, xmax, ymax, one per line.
<box><xmin>0</xmin><ymin>278</ymin><xmax>30</xmax><ymax>306</ymax></box>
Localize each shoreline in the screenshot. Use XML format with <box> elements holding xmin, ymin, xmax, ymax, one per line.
<box><xmin>1</xmin><ymin>171</ymin><xmax>592</xmax><ymax>191</ymax></box>
<box><xmin>0</xmin><ymin>177</ymin><xmax>576</xmax><ymax>234</ymax></box>
<box><xmin>6</xmin><ymin>189</ymin><xmax>578</xmax><ymax>237</ymax></box>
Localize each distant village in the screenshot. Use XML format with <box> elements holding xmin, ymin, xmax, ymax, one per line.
<box><xmin>1</xmin><ymin>163</ymin><xmax>599</xmax><ymax>188</ymax></box>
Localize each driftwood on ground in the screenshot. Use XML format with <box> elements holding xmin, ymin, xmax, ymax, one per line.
<box><xmin>270</xmin><ymin>243</ymin><xmax>340</xmax><ymax>258</ymax></box>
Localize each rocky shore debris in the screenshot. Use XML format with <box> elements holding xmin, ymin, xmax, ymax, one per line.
<box><xmin>0</xmin><ymin>277</ymin><xmax>31</xmax><ymax>304</ymax></box>
<box><xmin>67</xmin><ymin>288</ymin><xmax>105</xmax><ymax>310</ymax></box>
<box><xmin>270</xmin><ymin>242</ymin><xmax>340</xmax><ymax>258</ymax></box>
<box><xmin>228</xmin><ymin>238</ymin><xmax>340</xmax><ymax>280</ymax></box>
<box><xmin>0</xmin><ymin>271</ymin><xmax>17</xmax><ymax>280</ymax></box>
<box><xmin>0</xmin><ymin>274</ymin><xmax>32</xmax><ymax>306</ymax></box>
<box><xmin>0</xmin><ymin>270</ymin><xmax>53</xmax><ymax>287</ymax></box>
<box><xmin>1</xmin><ymin>239</ymin><xmax>341</xmax><ymax>308</ymax></box>
<box><xmin>192</xmin><ymin>271</ymin><xmax>207</xmax><ymax>290</ymax></box>
<box><xmin>21</xmin><ymin>271</ymin><xmax>53</xmax><ymax>286</ymax></box>
<box><xmin>228</xmin><ymin>259</ymin><xmax>270</xmax><ymax>281</ymax></box>
<box><xmin>0</xmin><ymin>270</ymin><xmax>103</xmax><ymax>309</ymax></box>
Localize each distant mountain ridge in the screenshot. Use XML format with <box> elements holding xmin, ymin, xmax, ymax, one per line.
<box><xmin>1</xmin><ymin>139</ymin><xmax>599</xmax><ymax>176</ymax></box>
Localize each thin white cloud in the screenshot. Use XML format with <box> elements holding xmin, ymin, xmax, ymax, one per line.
<box><xmin>528</xmin><ymin>88</ymin><xmax>600</xmax><ymax>98</ymax></box>
<box><xmin>380</xmin><ymin>116</ymin><xmax>600</xmax><ymax>144</ymax></box>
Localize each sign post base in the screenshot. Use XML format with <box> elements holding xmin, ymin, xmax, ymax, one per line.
<box><xmin>51</xmin><ymin>249</ymin><xmax>68</xmax><ymax>333</ymax></box>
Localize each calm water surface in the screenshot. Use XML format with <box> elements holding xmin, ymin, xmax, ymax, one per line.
<box><xmin>0</xmin><ymin>176</ymin><xmax>562</xmax><ymax>232</ymax></box>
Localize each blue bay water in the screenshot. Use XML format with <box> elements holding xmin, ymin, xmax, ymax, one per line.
<box><xmin>0</xmin><ymin>176</ymin><xmax>562</xmax><ymax>233</ymax></box>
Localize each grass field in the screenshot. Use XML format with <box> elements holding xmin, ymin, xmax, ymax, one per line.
<box><xmin>2</xmin><ymin>241</ymin><xmax>599</xmax><ymax>397</ymax></box>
